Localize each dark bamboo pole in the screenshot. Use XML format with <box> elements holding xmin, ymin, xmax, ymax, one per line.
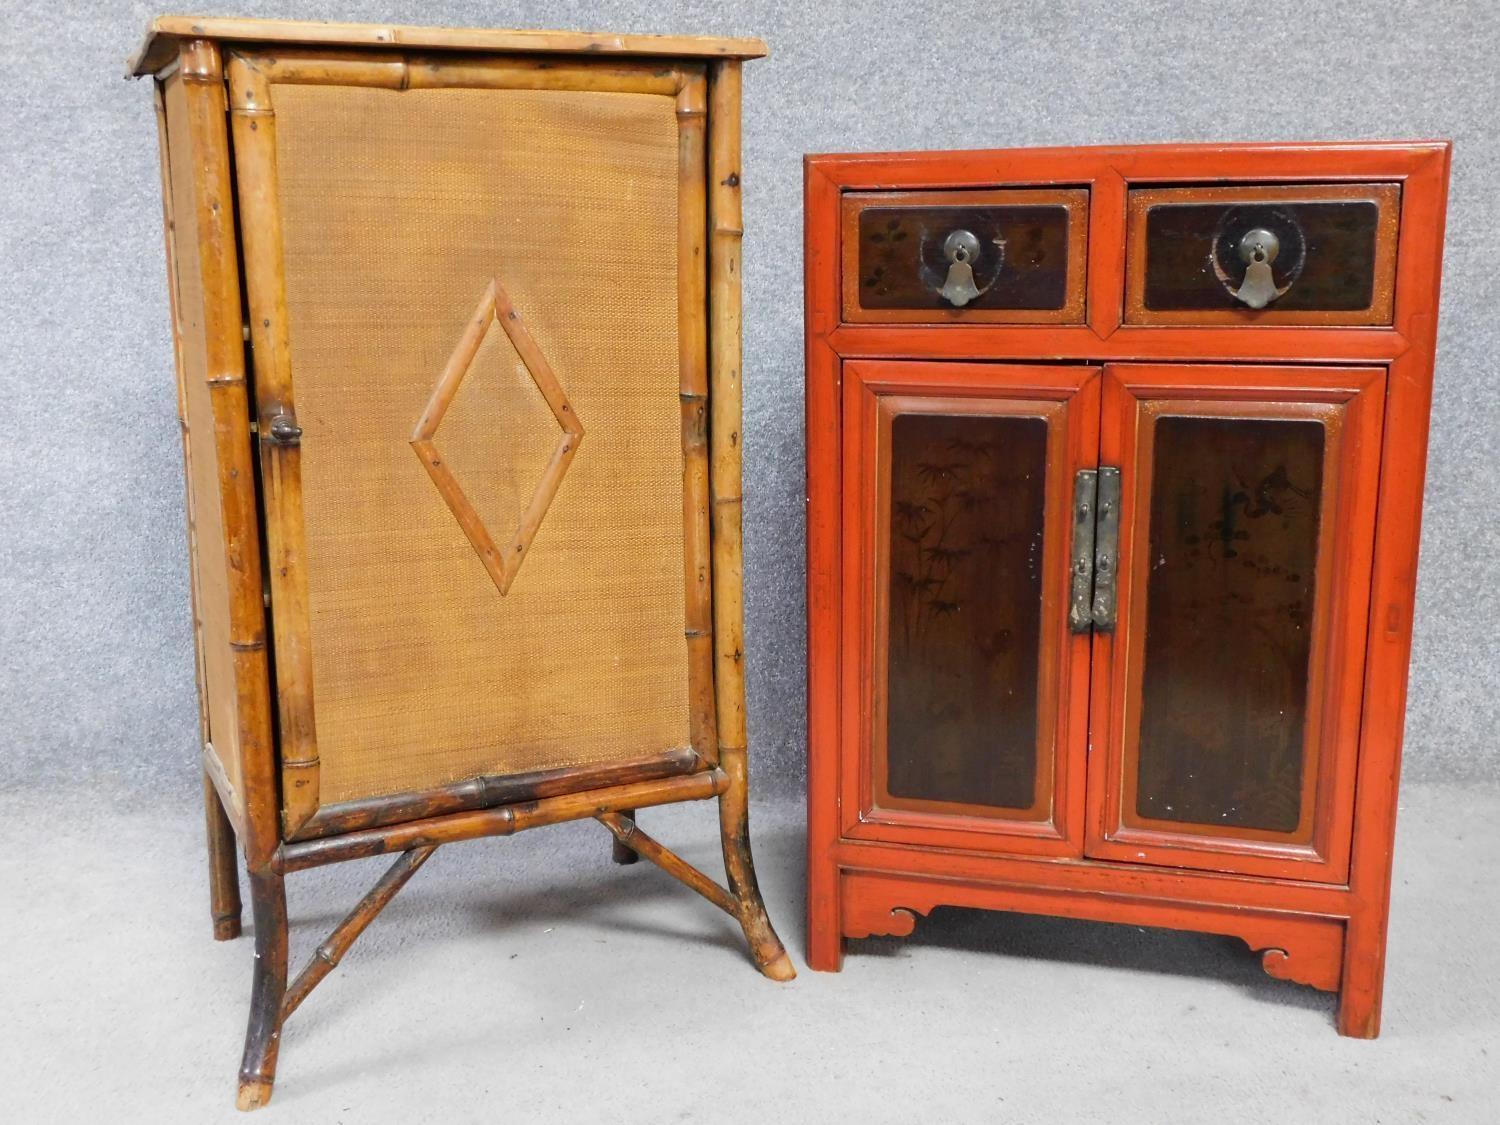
<box><xmin>597</xmin><ymin>813</ymin><xmax>737</xmax><ymax>915</ymax></box>
<box><xmin>611</xmin><ymin>809</ymin><xmax>640</xmax><ymax>865</ymax></box>
<box><xmin>203</xmin><ymin>771</ymin><xmax>243</xmax><ymax>941</ymax></box>
<box><xmin>278</xmin><ymin>768</ymin><xmax>729</xmax><ymax>873</ymax></box>
<box><xmin>677</xmin><ymin>68</ymin><xmax>719</xmax><ymax>768</ymax></box>
<box><xmin>281</xmin><ymin>846</ymin><xmax>437</xmax><ymax>1020</ymax></box>
<box><xmin>238</xmin><ymin>869</ymin><xmax>288</xmax><ymax>1111</ymax></box>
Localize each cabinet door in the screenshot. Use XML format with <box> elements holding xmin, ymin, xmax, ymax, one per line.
<box><xmin>227</xmin><ymin>51</ymin><xmax>714</xmax><ymax>836</ymax></box>
<box><xmin>1086</xmin><ymin>365</ymin><xmax>1385</xmax><ymax>882</ymax></box>
<box><xmin>841</xmin><ymin>360</ymin><xmax>1099</xmax><ymax>855</ymax></box>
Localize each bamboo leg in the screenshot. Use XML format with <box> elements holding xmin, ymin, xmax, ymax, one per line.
<box><xmin>597</xmin><ymin>813</ymin><xmax>737</xmax><ymax>916</ymax></box>
<box><xmin>237</xmin><ymin>869</ymin><xmax>288</xmax><ymax>1111</ymax></box>
<box><xmin>611</xmin><ymin>808</ymin><xmax>640</xmax><ymax>865</ymax></box>
<box><xmin>281</xmin><ymin>846</ymin><xmax>436</xmax><ymax>1020</ymax></box>
<box><xmin>705</xmin><ymin>59</ymin><xmax>793</xmax><ymax>984</ymax></box>
<box><xmin>204</xmin><ymin>770</ymin><xmax>243</xmax><ymax>940</ymax></box>
<box><xmin>718</xmin><ymin>749</ymin><xmax>795</xmax><ymax>981</ymax></box>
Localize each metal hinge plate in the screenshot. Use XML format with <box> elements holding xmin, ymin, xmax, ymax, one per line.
<box><xmin>1091</xmin><ymin>467</ymin><xmax>1121</xmax><ymax>632</ymax></box>
<box><xmin>1068</xmin><ymin>469</ymin><xmax>1098</xmax><ymax>633</ymax></box>
<box><xmin>1068</xmin><ymin>466</ymin><xmax>1121</xmax><ymax>634</ymax></box>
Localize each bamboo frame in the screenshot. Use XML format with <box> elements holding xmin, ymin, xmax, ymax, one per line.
<box><xmin>278</xmin><ymin>769</ymin><xmax>729</xmax><ymax>873</ymax></box>
<box><xmin>145</xmin><ymin>32</ymin><xmax>789</xmax><ymax>1109</ymax></box>
<box><xmin>238</xmin><ymin>869</ymin><xmax>287</xmax><ymax>1110</ymax></box>
<box><xmin>226</xmin><ymin>53</ymin><xmax>320</xmax><ymax>837</ymax></box>
<box><xmin>611</xmin><ymin>811</ymin><xmax>642</xmax><ymax>865</ymax></box>
<box><xmin>281</xmin><ymin>846</ymin><xmax>437</xmax><ymax>1019</ymax></box>
<box><xmin>152</xmin><ymin>83</ymin><xmax>209</xmax><ymax>759</ymax></box>
<box><xmin>154</xmin><ymin>78</ymin><xmax>246</xmax><ymax>942</ymax></box>
<box><xmin>130</xmin><ymin>16</ymin><xmax>767</xmax><ymax>77</ymax></box>
<box><xmin>225</xmin><ymin>49</ymin><xmax>725</xmax><ymax>834</ymax></box>
<box><xmin>294</xmin><ymin>747</ymin><xmax>705</xmax><ymax>840</ymax></box>
<box><xmin>165</xmin><ymin>41</ymin><xmax>284</xmax><ymax>1110</ymax></box>
<box><xmin>708</xmin><ymin>61</ymin><xmax>795</xmax><ymax>983</ymax></box>
<box><xmin>597</xmin><ymin>812</ymin><xmax>738</xmax><ymax>915</ymax></box>
<box><xmin>678</xmin><ymin>70</ymin><xmax>719</xmax><ymax>767</ymax></box>
<box><xmin>203</xmin><ymin>771</ymin><xmax>243</xmax><ymax>941</ymax></box>
<box><xmin>167</xmin><ymin>40</ymin><xmax>279</xmax><ymax>872</ymax></box>
<box><xmin>227</xmin><ymin>49</ymin><xmax>690</xmax><ymax>95</ymax></box>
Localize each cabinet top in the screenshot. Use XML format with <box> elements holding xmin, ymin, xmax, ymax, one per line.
<box><xmin>129</xmin><ymin>15</ymin><xmax>768</xmax><ymax>76</ymax></box>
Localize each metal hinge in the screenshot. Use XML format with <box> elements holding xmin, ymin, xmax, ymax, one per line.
<box><xmin>1068</xmin><ymin>466</ymin><xmax>1121</xmax><ymax>634</ymax></box>
<box><xmin>1068</xmin><ymin>470</ymin><xmax>1098</xmax><ymax>632</ymax></box>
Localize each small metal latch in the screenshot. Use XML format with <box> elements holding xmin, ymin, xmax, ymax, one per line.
<box><xmin>265</xmin><ymin>413</ymin><xmax>302</xmax><ymax>447</ymax></box>
<box><xmin>1091</xmin><ymin>467</ymin><xmax>1121</xmax><ymax>632</ymax></box>
<box><xmin>1068</xmin><ymin>470</ymin><xmax>1098</xmax><ymax>633</ymax></box>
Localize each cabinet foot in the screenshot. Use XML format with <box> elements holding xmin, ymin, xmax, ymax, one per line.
<box><xmin>235</xmin><ymin>1079</ymin><xmax>274</xmax><ymax>1113</ymax></box>
<box><xmin>237</xmin><ymin>869</ymin><xmax>287</xmax><ymax>1111</ymax></box>
<box><xmin>611</xmin><ymin>808</ymin><xmax>639</xmax><ymax>864</ymax></box>
<box><xmin>203</xmin><ymin>770</ymin><xmax>242</xmax><ymax>941</ymax></box>
<box><xmin>718</xmin><ymin>749</ymin><xmax>795</xmax><ymax>981</ymax></box>
<box><xmin>1335</xmin><ymin>914</ymin><xmax>1386</xmax><ymax>1038</ymax></box>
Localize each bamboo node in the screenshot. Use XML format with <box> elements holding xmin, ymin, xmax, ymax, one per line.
<box><xmin>178</xmin><ymin>40</ymin><xmax>220</xmax><ymax>82</ymax></box>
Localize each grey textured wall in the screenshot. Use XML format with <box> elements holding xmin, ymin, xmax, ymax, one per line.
<box><xmin>2</xmin><ymin>0</ymin><xmax>1496</xmax><ymax>802</ymax></box>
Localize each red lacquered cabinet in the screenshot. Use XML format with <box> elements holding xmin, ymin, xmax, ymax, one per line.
<box><xmin>804</xmin><ymin>141</ymin><xmax>1450</xmax><ymax>1036</ymax></box>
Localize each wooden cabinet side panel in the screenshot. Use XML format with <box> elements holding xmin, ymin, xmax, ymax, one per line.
<box><xmin>160</xmin><ymin>42</ymin><xmax>277</xmax><ymax>865</ymax></box>
<box><xmin>153</xmin><ymin>85</ymin><xmax>212</xmax><ymax>757</ymax></box>
<box><xmin>161</xmin><ymin>71</ymin><xmax>242</xmax><ymax>813</ymax></box>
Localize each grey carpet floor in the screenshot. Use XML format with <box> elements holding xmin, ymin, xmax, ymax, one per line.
<box><xmin>4</xmin><ymin>781</ymin><xmax>1496</xmax><ymax>1123</ymax></box>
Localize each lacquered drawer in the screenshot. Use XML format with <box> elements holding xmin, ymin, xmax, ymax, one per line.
<box><xmin>841</xmin><ymin>188</ymin><xmax>1088</xmax><ymax>323</ymax></box>
<box><xmin>1125</xmin><ymin>183</ymin><xmax>1400</xmax><ymax>325</ymax></box>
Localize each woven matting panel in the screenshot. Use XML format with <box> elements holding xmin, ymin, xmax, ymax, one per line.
<box><xmin>273</xmin><ymin>83</ymin><xmax>689</xmax><ymax>803</ymax></box>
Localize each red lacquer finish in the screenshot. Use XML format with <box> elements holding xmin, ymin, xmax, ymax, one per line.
<box><xmin>804</xmin><ymin>141</ymin><xmax>1451</xmax><ymax>1035</ymax></box>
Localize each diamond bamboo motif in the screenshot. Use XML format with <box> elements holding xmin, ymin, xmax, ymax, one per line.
<box><xmin>411</xmin><ymin>279</ymin><xmax>585</xmax><ymax>595</ymax></box>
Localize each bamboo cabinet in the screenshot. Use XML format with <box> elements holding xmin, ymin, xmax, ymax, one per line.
<box><xmin>805</xmin><ymin>142</ymin><xmax>1450</xmax><ymax>1036</ymax></box>
<box><xmin>132</xmin><ymin>16</ymin><xmax>788</xmax><ymax>1110</ymax></box>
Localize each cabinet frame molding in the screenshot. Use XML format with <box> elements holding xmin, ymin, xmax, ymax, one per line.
<box><xmin>805</xmin><ymin>140</ymin><xmax>1452</xmax><ymax>1039</ymax></box>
